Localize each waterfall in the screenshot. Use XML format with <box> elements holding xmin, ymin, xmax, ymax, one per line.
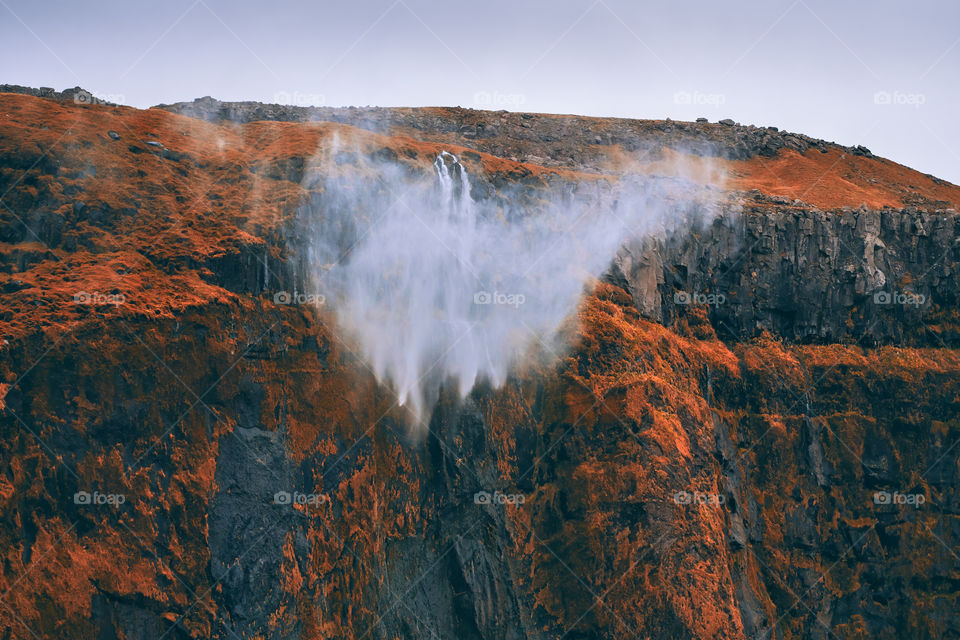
<box><xmin>307</xmin><ymin>148</ymin><xmax>718</xmax><ymax>426</ymax></box>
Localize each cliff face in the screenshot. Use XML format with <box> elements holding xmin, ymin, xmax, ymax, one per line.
<box><xmin>1</xmin><ymin>90</ymin><xmax>959</xmax><ymax>640</ymax></box>
<box><xmin>615</xmin><ymin>199</ymin><xmax>958</xmax><ymax>346</ymax></box>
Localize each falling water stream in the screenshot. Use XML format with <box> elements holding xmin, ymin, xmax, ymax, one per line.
<box><xmin>309</xmin><ymin>149</ymin><xmax>719</xmax><ymax>425</ymax></box>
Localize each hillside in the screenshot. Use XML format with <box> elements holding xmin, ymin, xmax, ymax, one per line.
<box><xmin>0</xmin><ymin>89</ymin><xmax>959</xmax><ymax>639</ymax></box>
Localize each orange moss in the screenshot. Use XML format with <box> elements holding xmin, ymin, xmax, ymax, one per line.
<box><xmin>730</xmin><ymin>148</ymin><xmax>960</xmax><ymax>210</ymax></box>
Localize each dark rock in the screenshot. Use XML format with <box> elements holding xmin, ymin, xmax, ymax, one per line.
<box><xmin>1</xmin><ymin>279</ymin><xmax>27</xmax><ymax>293</ymax></box>
<box><xmin>616</xmin><ymin>202</ymin><xmax>958</xmax><ymax>346</ymax></box>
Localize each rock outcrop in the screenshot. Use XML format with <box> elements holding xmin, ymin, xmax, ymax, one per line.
<box><xmin>153</xmin><ymin>94</ymin><xmax>871</xmax><ymax>170</ymax></box>
<box><xmin>615</xmin><ymin>194</ymin><xmax>959</xmax><ymax>346</ymax></box>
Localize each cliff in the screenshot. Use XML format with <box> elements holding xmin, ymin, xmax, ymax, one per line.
<box><xmin>0</xmin><ymin>89</ymin><xmax>958</xmax><ymax>639</ymax></box>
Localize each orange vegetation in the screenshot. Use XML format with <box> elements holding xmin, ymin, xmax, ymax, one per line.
<box><xmin>729</xmin><ymin>148</ymin><xmax>960</xmax><ymax>210</ymax></box>
<box><xmin>2</xmin><ymin>92</ymin><xmax>959</xmax><ymax>639</ymax></box>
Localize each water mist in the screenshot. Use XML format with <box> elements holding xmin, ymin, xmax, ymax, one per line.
<box><xmin>304</xmin><ymin>141</ymin><xmax>723</xmax><ymax>424</ymax></box>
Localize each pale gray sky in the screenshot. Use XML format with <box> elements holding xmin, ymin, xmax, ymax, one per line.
<box><xmin>2</xmin><ymin>0</ymin><xmax>958</xmax><ymax>183</ymax></box>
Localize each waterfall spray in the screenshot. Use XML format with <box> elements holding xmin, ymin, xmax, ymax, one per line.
<box><xmin>306</xmin><ymin>146</ymin><xmax>721</xmax><ymax>425</ymax></box>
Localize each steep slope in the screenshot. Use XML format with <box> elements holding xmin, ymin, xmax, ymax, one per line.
<box><xmin>0</xmin><ymin>90</ymin><xmax>958</xmax><ymax>639</ymax></box>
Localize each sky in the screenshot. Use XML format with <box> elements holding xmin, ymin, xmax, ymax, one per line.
<box><xmin>2</xmin><ymin>0</ymin><xmax>958</xmax><ymax>183</ymax></box>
